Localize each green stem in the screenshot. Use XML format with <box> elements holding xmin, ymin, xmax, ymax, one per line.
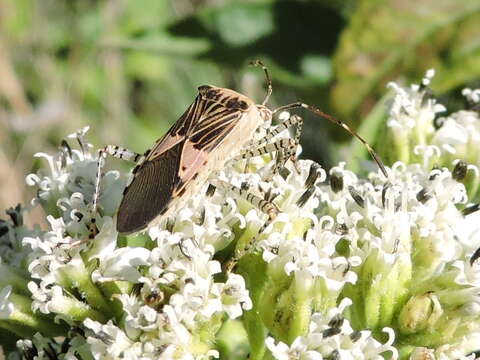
<box><xmin>235</xmin><ymin>226</ymin><xmax>257</xmax><ymax>255</ymax></box>
<box><xmin>49</xmin><ymin>294</ymin><xmax>107</xmax><ymax>323</ymax></box>
<box><xmin>259</xmin><ymin>272</ymin><xmax>290</xmax><ymax>341</ymax></box>
<box><xmin>98</xmin><ymin>281</ymin><xmax>133</xmax><ymax>321</ymax></box>
<box><xmin>287</xmin><ymin>276</ymin><xmax>312</xmax><ymax>343</ymax></box>
<box><xmin>360</xmin><ymin>250</ymin><xmax>382</xmax><ymax>330</ymax></box>
<box><xmin>4</xmin><ymin>293</ymin><xmax>67</xmax><ymax>337</ymax></box>
<box><xmin>238</xmin><ymin>253</ymin><xmax>268</xmax><ymax>360</ymax></box>
<box><xmin>57</xmin><ymin>263</ymin><xmax>113</xmax><ymax>318</ymax></box>
<box><xmin>0</xmin><ymin>319</ymin><xmax>34</xmax><ymax>338</ymax></box>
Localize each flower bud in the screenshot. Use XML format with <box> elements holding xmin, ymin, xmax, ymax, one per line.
<box><xmin>398</xmin><ymin>293</ymin><xmax>442</xmax><ymax>335</ymax></box>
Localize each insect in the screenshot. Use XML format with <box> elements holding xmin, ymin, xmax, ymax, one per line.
<box><xmin>88</xmin><ymin>62</ymin><xmax>387</xmax><ymax>263</ymax></box>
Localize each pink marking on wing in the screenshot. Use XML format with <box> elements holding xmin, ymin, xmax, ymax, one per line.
<box><xmin>147</xmin><ymin>134</ymin><xmax>184</xmax><ymax>160</ymax></box>
<box><xmin>175</xmin><ymin>140</ymin><xmax>209</xmax><ymax>193</ymax></box>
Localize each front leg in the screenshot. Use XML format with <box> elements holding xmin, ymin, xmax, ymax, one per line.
<box><xmin>212</xmin><ymin>179</ymin><xmax>279</xmax><ymax>273</ymax></box>
<box><xmin>88</xmin><ymin>145</ymin><xmax>144</xmax><ymax>240</ymax></box>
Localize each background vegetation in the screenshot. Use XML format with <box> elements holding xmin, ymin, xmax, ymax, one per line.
<box><xmin>0</xmin><ymin>0</ymin><xmax>479</xmax><ymax>229</ymax></box>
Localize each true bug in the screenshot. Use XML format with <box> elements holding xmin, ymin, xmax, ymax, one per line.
<box><xmin>89</xmin><ymin>62</ymin><xmax>387</xmax><ymax>251</ymax></box>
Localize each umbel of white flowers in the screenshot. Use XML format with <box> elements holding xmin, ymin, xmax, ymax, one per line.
<box><xmin>0</xmin><ymin>71</ymin><xmax>480</xmax><ymax>359</ymax></box>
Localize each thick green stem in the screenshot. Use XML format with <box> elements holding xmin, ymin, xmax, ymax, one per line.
<box><xmin>49</xmin><ymin>294</ymin><xmax>108</xmax><ymax>323</ymax></box>
<box><xmin>238</xmin><ymin>253</ymin><xmax>268</xmax><ymax>360</ymax></box>
<box><xmin>3</xmin><ymin>293</ymin><xmax>66</xmax><ymax>337</ymax></box>
<box><xmin>286</xmin><ymin>276</ymin><xmax>312</xmax><ymax>343</ymax></box>
<box><xmin>57</xmin><ymin>261</ymin><xmax>113</xmax><ymax>318</ymax></box>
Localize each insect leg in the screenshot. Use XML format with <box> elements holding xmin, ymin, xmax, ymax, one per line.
<box><xmin>235</xmin><ymin>137</ymin><xmax>297</xmax><ymax>180</ymax></box>
<box><xmin>272</xmin><ymin>103</ymin><xmax>388</xmax><ymax>178</ymax></box>
<box><xmin>291</xmin><ymin>114</ymin><xmax>303</xmax><ymax>145</ymax></box>
<box><xmin>233</xmin><ymin>138</ymin><xmax>296</xmax><ymax>162</ymax></box>
<box><xmin>213</xmin><ymin>180</ymin><xmax>279</xmax><ymax>273</ymax></box>
<box><xmin>236</xmin><ymin>116</ymin><xmax>304</xmax><ymax>176</ymax></box>
<box><xmin>270</xmin><ymin>114</ymin><xmax>303</xmax><ymax>174</ymax></box>
<box><xmin>245</xmin><ymin>114</ymin><xmax>304</xmax><ymax>151</ymax></box>
<box><xmin>241</xmin><ymin>114</ymin><xmax>303</xmax><ymax>174</ymax></box>
<box><xmin>88</xmin><ymin>145</ymin><xmax>143</xmax><ymax>240</ymax></box>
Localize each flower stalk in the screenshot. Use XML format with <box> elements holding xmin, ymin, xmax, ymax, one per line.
<box><xmin>0</xmin><ymin>287</ymin><xmax>66</xmax><ymax>337</ymax></box>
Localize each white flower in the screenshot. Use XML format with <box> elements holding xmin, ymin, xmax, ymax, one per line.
<box><xmin>91</xmin><ymin>246</ymin><xmax>151</xmax><ymax>283</ymax></box>
<box><xmin>84</xmin><ymin>318</ymin><xmax>139</xmax><ymax>359</ymax></box>
<box><xmin>15</xmin><ymin>332</ymin><xmax>87</xmax><ymax>360</ymax></box>
<box><xmin>219</xmin><ymin>273</ymin><xmax>252</xmax><ymax>318</ymax></box>
<box><xmin>28</xmin><ymin>281</ymin><xmax>72</xmax><ymax>316</ymax></box>
<box><xmin>0</xmin><ymin>286</ymin><xmax>13</xmax><ymax>319</ymax></box>
<box><xmin>10</xmin><ymin>88</ymin><xmax>480</xmax><ymax>360</ymax></box>
<box><xmin>266</xmin><ymin>298</ymin><xmax>398</xmax><ymax>360</ymax></box>
<box><xmin>265</xmin><ymin>336</ymin><xmax>320</xmax><ymax>360</ymax></box>
<box><xmin>387</xmin><ymin>76</ymin><xmax>444</xmax><ymax>137</ymax></box>
<box><xmin>462</xmin><ymin>88</ymin><xmax>480</xmax><ymax>104</ymax></box>
<box><xmin>410</xmin><ymin>342</ymin><xmax>479</xmax><ymax>360</ymax></box>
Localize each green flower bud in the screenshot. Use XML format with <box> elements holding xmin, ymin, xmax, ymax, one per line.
<box><xmin>398</xmin><ymin>293</ymin><xmax>442</xmax><ymax>335</ymax></box>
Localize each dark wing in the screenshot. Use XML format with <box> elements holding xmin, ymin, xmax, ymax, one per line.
<box><xmin>116</xmin><ymin>86</ymin><xmax>248</xmax><ymax>233</ymax></box>
<box><xmin>117</xmin><ymin>141</ymin><xmax>182</xmax><ymax>233</ymax></box>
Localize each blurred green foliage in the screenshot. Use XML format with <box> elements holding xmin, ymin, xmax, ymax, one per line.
<box><xmin>0</xmin><ymin>0</ymin><xmax>479</xmax><ymax>229</ymax></box>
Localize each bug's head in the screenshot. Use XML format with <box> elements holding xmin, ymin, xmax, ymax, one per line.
<box><xmin>256</xmin><ymin>105</ymin><xmax>272</xmax><ymax>123</ymax></box>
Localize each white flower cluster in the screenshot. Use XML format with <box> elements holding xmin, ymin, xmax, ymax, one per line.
<box><xmin>258</xmin><ymin>155</ymin><xmax>480</xmax><ymax>359</ymax></box>
<box><xmin>386</xmin><ymin>69</ymin><xmax>446</xmax><ymax>164</ymax></box>
<box><xmin>387</xmin><ymin>71</ymin><xmax>480</xmax><ymax>200</ymax></box>
<box><xmin>18</xmin><ymin>128</ymin><xmax>259</xmax><ymax>358</ymax></box>
<box><xmin>0</xmin><ymin>203</ymin><xmax>41</xmax><ymax>270</ymax></box>
<box><xmin>3</xmin><ymin>74</ymin><xmax>480</xmax><ymax>359</ymax></box>
<box><xmin>336</xmin><ymin>72</ymin><xmax>480</xmax><ymax>356</ymax></box>
<box><xmin>14</xmin><ymin>110</ymin><xmax>404</xmax><ymax>358</ymax></box>
<box><xmin>73</xmin><ymin>119</ymin><xmax>366</xmax><ymax>358</ymax></box>
<box><xmin>265</xmin><ymin>298</ymin><xmax>398</xmax><ymax>360</ymax></box>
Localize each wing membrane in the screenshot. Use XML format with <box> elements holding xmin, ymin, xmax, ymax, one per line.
<box><xmin>117</xmin><ymin>142</ymin><xmax>182</xmax><ymax>233</ymax></box>
<box><xmin>145</xmin><ymin>96</ymin><xmax>204</xmax><ymax>161</ymax></box>
<box><xmin>116</xmin><ymin>86</ymin><xmax>248</xmax><ymax>233</ymax></box>
<box><xmin>190</xmin><ymin>111</ymin><xmax>241</xmax><ymax>150</ymax></box>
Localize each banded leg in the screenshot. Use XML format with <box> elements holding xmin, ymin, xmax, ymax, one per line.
<box><xmin>236</xmin><ymin>115</ymin><xmax>304</xmax><ymax>175</ymax></box>
<box><xmin>235</xmin><ymin>138</ymin><xmax>298</xmax><ymax>178</ymax></box>
<box><xmin>213</xmin><ymin>180</ymin><xmax>279</xmax><ymax>273</ymax></box>
<box><xmin>88</xmin><ymin>145</ymin><xmax>143</xmax><ymax>240</ymax></box>
<box><xmin>275</xmin><ymin>115</ymin><xmax>304</xmax><ymax>174</ymax></box>
<box><xmin>233</xmin><ymin>138</ymin><xmax>296</xmax><ymax>163</ymax></box>
<box><xmin>243</xmin><ymin>114</ymin><xmax>304</xmax><ymax>153</ymax></box>
<box><xmin>272</xmin><ymin>103</ymin><xmax>388</xmax><ymax>178</ymax></box>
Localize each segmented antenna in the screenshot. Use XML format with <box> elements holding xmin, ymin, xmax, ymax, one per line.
<box><xmin>250</xmin><ymin>60</ymin><xmax>273</xmax><ymax>106</ymax></box>
<box><xmin>272</xmin><ymin>102</ymin><xmax>388</xmax><ymax>178</ymax></box>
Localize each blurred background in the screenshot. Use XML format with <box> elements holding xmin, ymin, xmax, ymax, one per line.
<box><xmin>0</xmin><ymin>0</ymin><xmax>479</xmax><ymax>228</ymax></box>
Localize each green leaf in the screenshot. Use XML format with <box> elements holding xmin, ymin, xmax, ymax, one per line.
<box><xmin>300</xmin><ymin>55</ymin><xmax>333</xmax><ymax>85</ymax></box>
<box><xmin>331</xmin><ymin>0</ymin><xmax>480</xmax><ymax>121</ymax></box>
<box><xmin>121</xmin><ymin>0</ymin><xmax>170</xmax><ymax>33</ymax></box>
<box><xmin>199</xmin><ymin>1</ymin><xmax>275</xmax><ymax>47</ymax></box>
<box><xmin>1</xmin><ymin>0</ymin><xmax>32</xmax><ymax>41</ymax></box>
<box><xmin>101</xmin><ymin>33</ymin><xmax>211</xmax><ymax>58</ymax></box>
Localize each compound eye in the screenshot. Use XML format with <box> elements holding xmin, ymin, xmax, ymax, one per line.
<box><xmin>257</xmin><ymin>105</ymin><xmax>272</xmax><ymax>121</ymax></box>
